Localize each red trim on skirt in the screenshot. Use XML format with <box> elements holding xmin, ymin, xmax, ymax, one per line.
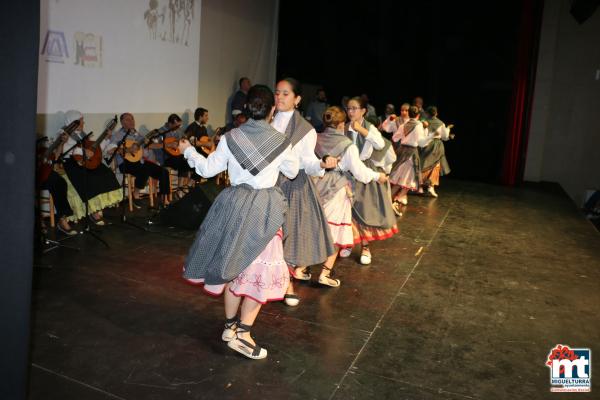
<box><xmin>352</xmin><ymin>225</ymin><xmax>398</xmax><ymax>244</ymax></box>
<box><xmin>395</xmin><ymin>184</ymin><xmax>419</xmax><ymax>192</ymax></box>
<box><xmin>328</xmin><ymin>221</ymin><xmax>352</xmax><ymax>227</ymax></box>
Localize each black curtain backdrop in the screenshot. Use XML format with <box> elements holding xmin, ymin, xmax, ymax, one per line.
<box><xmin>277</xmin><ymin>0</ymin><xmax>534</xmax><ymax>183</ymax></box>
<box><xmin>0</xmin><ymin>1</ymin><xmax>39</xmax><ymax>398</ymax></box>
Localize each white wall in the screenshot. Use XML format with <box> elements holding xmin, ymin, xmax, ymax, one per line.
<box><xmin>38</xmin><ymin>0</ymin><xmax>201</xmax><ymax>115</ymax></box>
<box><xmin>198</xmin><ymin>0</ymin><xmax>279</xmax><ymax>125</ymax></box>
<box><xmin>36</xmin><ymin>0</ymin><xmax>279</xmax><ymax>139</ymax></box>
<box><xmin>525</xmin><ymin>0</ymin><xmax>600</xmax><ymax>205</ymax></box>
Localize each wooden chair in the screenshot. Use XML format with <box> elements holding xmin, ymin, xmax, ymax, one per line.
<box><xmin>216</xmin><ymin>171</ymin><xmax>230</xmax><ymax>186</ymax></box>
<box><xmin>39</xmin><ymin>190</ymin><xmax>55</xmax><ymax>227</ymax></box>
<box><xmin>166</xmin><ymin>167</ymin><xmax>179</xmax><ymax>202</ymax></box>
<box><xmin>123</xmin><ymin>174</ymin><xmax>157</xmax><ymax>211</ymax></box>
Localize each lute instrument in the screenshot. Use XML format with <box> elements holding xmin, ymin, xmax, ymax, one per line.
<box><xmin>36</xmin><ymin>119</ymin><xmax>80</xmax><ymax>184</ymax></box>
<box><xmin>144</xmin><ymin>124</ymin><xmax>182</xmax><ymax>157</ymax></box>
<box><xmin>123</xmin><ymin>138</ymin><xmax>144</xmax><ymax>163</ymax></box>
<box><xmin>196</xmin><ymin>136</ymin><xmax>216</xmax><ymax>155</ymax></box>
<box><xmin>163</xmin><ymin>136</ymin><xmax>181</xmax><ymax>157</ymax></box>
<box><xmin>72</xmin><ymin>115</ymin><xmax>118</xmax><ymax>169</ymax></box>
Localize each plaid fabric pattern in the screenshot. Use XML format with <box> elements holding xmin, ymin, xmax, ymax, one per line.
<box><xmin>284</xmin><ymin>110</ymin><xmax>314</xmax><ymax>146</ymax></box>
<box><xmin>277</xmin><ymin>170</ymin><xmax>336</xmax><ymax>266</ymax></box>
<box><xmin>183</xmin><ymin>184</ymin><xmax>287</xmax><ymax>285</ymax></box>
<box><xmin>315</xmin><ymin>127</ymin><xmax>353</xmax><ymax>159</ymax></box>
<box><xmin>226</xmin><ymin>119</ymin><xmax>289</xmax><ymax>176</ymax></box>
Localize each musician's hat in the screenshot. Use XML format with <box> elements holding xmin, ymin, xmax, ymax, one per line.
<box><xmin>65</xmin><ymin>110</ymin><xmax>83</xmax><ymax>125</ymax></box>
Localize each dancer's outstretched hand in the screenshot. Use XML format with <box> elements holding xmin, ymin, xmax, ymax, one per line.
<box><xmin>178</xmin><ymin>138</ymin><xmax>192</xmax><ymax>153</ymax></box>
<box><xmin>321</xmin><ymin>155</ymin><xmax>338</xmax><ymax>169</ymax></box>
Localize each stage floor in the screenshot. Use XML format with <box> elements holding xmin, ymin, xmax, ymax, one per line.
<box><xmin>29</xmin><ymin>180</ymin><xmax>600</xmax><ymax>399</ymax></box>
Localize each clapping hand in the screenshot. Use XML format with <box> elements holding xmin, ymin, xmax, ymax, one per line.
<box><xmin>351</xmin><ymin>120</ymin><xmax>369</xmax><ymax>137</ymax></box>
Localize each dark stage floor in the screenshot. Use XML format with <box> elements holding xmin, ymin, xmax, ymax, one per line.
<box><xmin>29</xmin><ymin>180</ymin><xmax>600</xmax><ymax>400</ymax></box>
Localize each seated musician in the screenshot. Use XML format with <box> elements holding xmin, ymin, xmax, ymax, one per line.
<box><xmin>107</xmin><ymin>113</ymin><xmax>171</xmax><ymax>207</ymax></box>
<box><xmin>223</xmin><ymin>110</ymin><xmax>247</xmax><ymax>134</ymax></box>
<box><xmin>185</xmin><ymin>107</ymin><xmax>209</xmax><ymax>144</ymax></box>
<box><xmin>184</xmin><ymin>108</ymin><xmax>210</xmax><ymax>183</ymax></box>
<box><xmin>58</xmin><ymin>110</ymin><xmax>122</xmax><ymax>225</ymax></box>
<box><xmin>37</xmin><ymin>132</ymin><xmax>77</xmax><ymax>235</ymax></box>
<box><xmin>161</xmin><ymin>113</ymin><xmax>192</xmax><ymax>198</ymax></box>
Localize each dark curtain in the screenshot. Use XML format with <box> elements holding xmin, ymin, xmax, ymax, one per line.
<box><xmin>501</xmin><ymin>0</ymin><xmax>544</xmax><ymax>185</ymax></box>
<box><xmin>0</xmin><ymin>1</ymin><xmax>39</xmax><ymax>398</ymax></box>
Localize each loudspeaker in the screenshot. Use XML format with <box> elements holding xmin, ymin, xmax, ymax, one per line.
<box><xmin>570</xmin><ymin>0</ymin><xmax>599</xmax><ymax>24</ymax></box>
<box><xmin>159</xmin><ymin>180</ymin><xmax>222</xmax><ymax>229</ymax></box>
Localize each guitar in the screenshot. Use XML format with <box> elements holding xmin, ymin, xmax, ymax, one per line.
<box><xmin>37</xmin><ymin>120</ymin><xmax>80</xmax><ymax>184</ymax></box>
<box><xmin>72</xmin><ymin>115</ymin><xmax>118</xmax><ymax>169</ymax></box>
<box><xmin>139</xmin><ymin>125</ymin><xmax>181</xmax><ymax>156</ymax></box>
<box><xmin>196</xmin><ymin>135</ymin><xmax>216</xmax><ymax>155</ymax></box>
<box><xmin>123</xmin><ymin>139</ymin><xmax>144</xmax><ymax>163</ymax></box>
<box><xmin>163</xmin><ymin>136</ymin><xmax>181</xmax><ymax>157</ymax></box>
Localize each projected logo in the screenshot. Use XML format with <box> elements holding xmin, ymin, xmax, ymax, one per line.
<box><xmin>74</xmin><ymin>32</ymin><xmax>103</xmax><ymax>68</ymax></box>
<box><xmin>41</xmin><ymin>30</ymin><xmax>69</xmax><ymax>63</ymax></box>
<box><xmin>546</xmin><ymin>344</ymin><xmax>591</xmax><ymax>392</ymax></box>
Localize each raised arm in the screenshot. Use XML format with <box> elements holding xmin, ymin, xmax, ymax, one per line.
<box><xmin>182</xmin><ymin>136</ymin><xmax>229</xmax><ymax>178</ymax></box>
<box><xmin>381</xmin><ymin>116</ymin><xmax>398</xmax><ymax>134</ymax></box>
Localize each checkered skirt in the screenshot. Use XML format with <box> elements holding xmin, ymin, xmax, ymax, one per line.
<box><xmin>183</xmin><ymin>184</ymin><xmax>287</xmax><ymax>285</ymax></box>
<box><xmin>277</xmin><ymin>169</ymin><xmax>336</xmax><ymax>266</ymax></box>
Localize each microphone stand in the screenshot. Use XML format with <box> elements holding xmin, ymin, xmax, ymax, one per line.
<box><xmin>37</xmin><ymin>187</ymin><xmax>80</xmax><ymax>254</ymax></box>
<box><xmin>74</xmin><ymin>132</ymin><xmax>110</xmax><ymax>248</ymax></box>
<box><xmin>40</xmin><ymin>232</ymin><xmax>80</xmax><ymax>254</ymax></box>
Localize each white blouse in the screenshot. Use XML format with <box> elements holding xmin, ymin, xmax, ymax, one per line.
<box><xmin>338</xmin><ymin>144</ymin><xmax>381</xmax><ymax>184</ymax></box>
<box><xmin>271</xmin><ymin>110</ymin><xmax>324</xmax><ymax>177</ymax></box>
<box><xmin>421</xmin><ymin>123</ymin><xmax>451</xmax><ymax>147</ymax></box>
<box><xmin>392</xmin><ymin>119</ymin><xmax>428</xmax><ymax>147</ymax></box>
<box><xmin>347</xmin><ymin>120</ymin><xmax>385</xmax><ymax>160</ymax></box>
<box><xmin>381</xmin><ymin>116</ymin><xmax>397</xmax><ymax>133</ymax></box>
<box><xmin>382</xmin><ymin>116</ymin><xmax>410</xmax><ymax>136</ymax></box>
<box><xmin>183</xmin><ymin>135</ymin><xmax>299</xmax><ymax>189</ymax></box>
